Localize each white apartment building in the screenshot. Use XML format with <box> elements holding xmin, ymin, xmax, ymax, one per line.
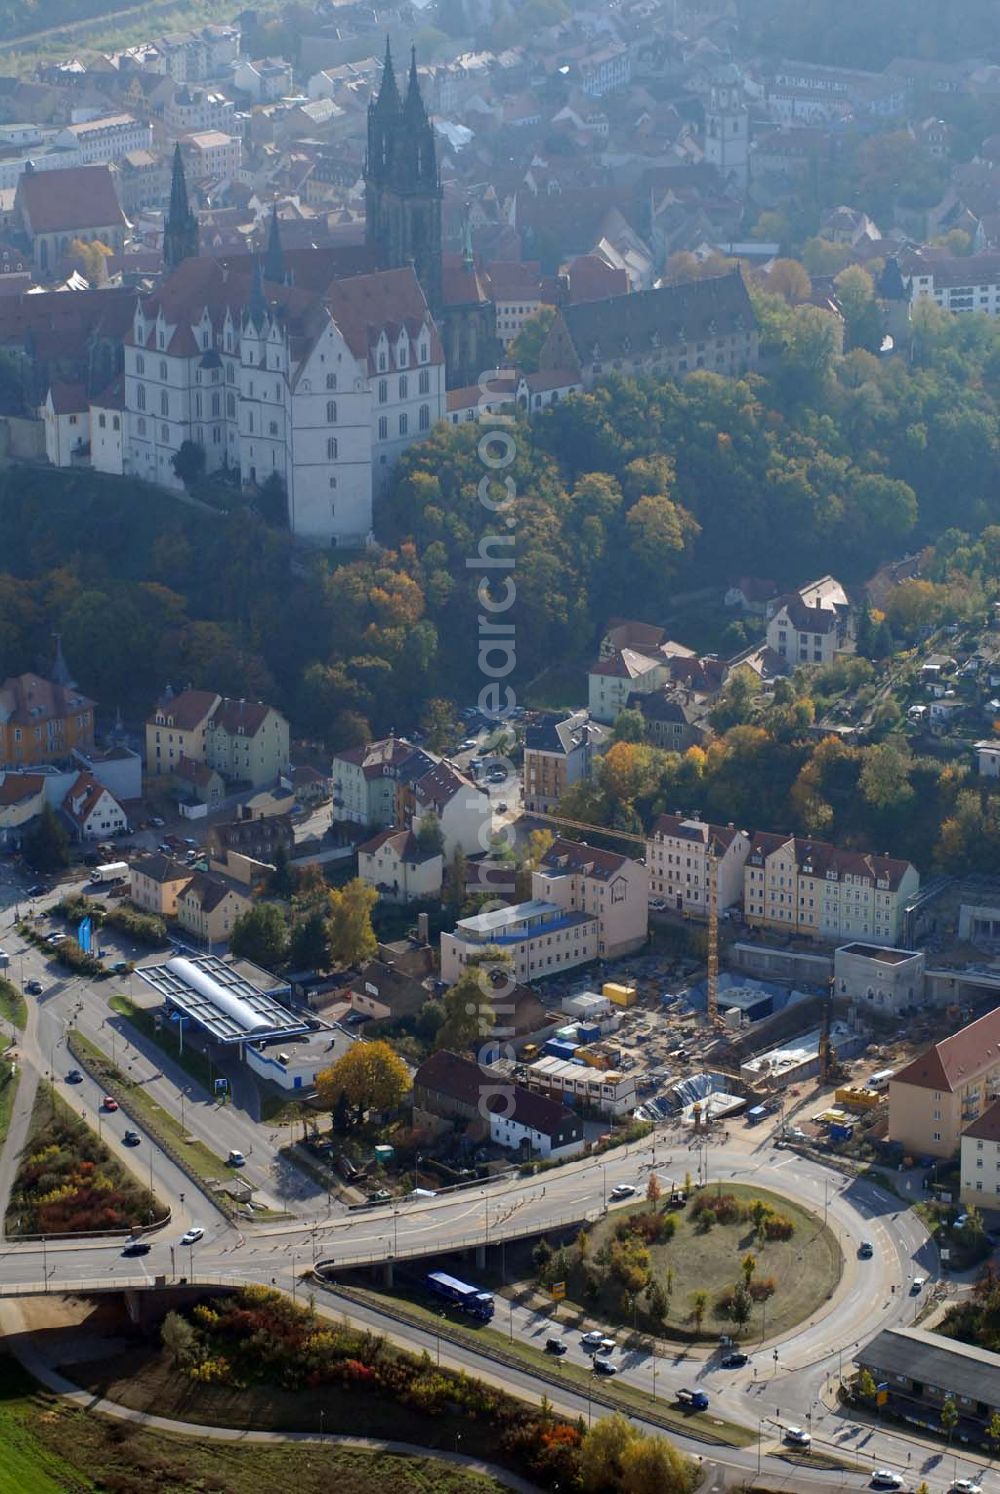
<box><xmin>138</xmin><ymin>25</ymin><xmax>241</xmax><ymax>83</ymax></box>
<box><xmin>646</xmin><ymin>813</ymin><xmax>750</xmax><ymax>914</ymax></box>
<box><xmin>906</xmin><ymin>252</ymin><xmax>1000</xmax><ymax>317</ymax></box>
<box><xmin>440</xmin><ymin>897</ymin><xmax>600</xmax><ymax>984</ymax></box>
<box><xmin>766</xmin><ymin>575</ymin><xmax>853</xmax><ymax>667</ymax></box>
<box><xmin>744</xmin><ymin>832</ymin><xmax>919</xmax><ymax>946</ymax></box>
<box><xmin>588</xmin><ymin>647</ymin><xmax>671</xmax><ymax>723</ymax></box>
<box><xmin>121</xmin><ymin>256</ymin><xmax>446</xmax><ymax>546</ymax></box>
<box><xmin>441</xmin><ymin>838</ymin><xmax>648</xmax><ymax>983</ymax></box>
<box><xmin>961</xmin><ymin>1100</ymin><xmax>1000</xmax><ymax>1210</ymax></box>
<box><xmin>331</xmin><ymin>737</ymin><xmax>438</xmax><ymax>828</ymax></box>
<box><xmin>55</xmin><ymin>114</ymin><xmax>152</xmax><ymax>165</ymax></box>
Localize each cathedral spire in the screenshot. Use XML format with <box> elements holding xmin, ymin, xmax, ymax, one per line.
<box><xmin>264</xmin><ymin>201</ymin><xmax>286</xmax><ymax>285</ymax></box>
<box><xmin>163</xmin><ymin>143</ymin><xmax>198</xmax><ymax>271</ymax></box>
<box><xmin>403</xmin><ymin>44</ymin><xmax>427</xmax><ymax>122</ymax></box>
<box><xmin>373</xmin><ymin>36</ymin><xmax>401</xmax><ymax>116</ymax></box>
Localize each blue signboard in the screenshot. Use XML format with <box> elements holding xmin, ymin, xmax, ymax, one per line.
<box><xmin>77</xmin><ymin>916</ymin><xmax>92</xmax><ymax>953</ymax></box>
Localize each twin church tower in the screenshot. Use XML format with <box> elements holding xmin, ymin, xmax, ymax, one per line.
<box><xmin>365</xmin><ymin>40</ymin><xmax>443</xmax><ymax>313</ymax></box>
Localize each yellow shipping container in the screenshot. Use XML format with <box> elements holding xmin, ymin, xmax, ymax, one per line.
<box><xmin>603</xmin><ymin>982</ymin><xmax>637</xmax><ymax>1007</ymax></box>
<box><xmin>835</xmin><ymin>1086</ymin><xmax>881</xmax><ymax>1112</ymax></box>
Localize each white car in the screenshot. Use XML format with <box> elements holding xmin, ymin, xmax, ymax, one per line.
<box><xmin>580</xmin><ymin>1330</ymin><xmax>607</xmax><ymax>1348</ymax></box>
<box><xmin>950</xmin><ymin>1481</ymin><xmax>983</xmax><ymax>1494</ymax></box>
<box><xmin>609</xmin><ymin>1183</ymin><xmax>636</xmax><ymax>1200</ymax></box>
<box><xmin>870</xmin><ymin>1473</ymin><xmax>904</xmax><ymax>1491</ymax></box>
<box><xmin>180</xmin><ymin>1227</ymin><xmax>204</xmax><ymax>1246</ymax></box>
<box><xmin>783</xmin><ymin>1426</ymin><xmax>811</xmax><ymax>1447</ymax></box>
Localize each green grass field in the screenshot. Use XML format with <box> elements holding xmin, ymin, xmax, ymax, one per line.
<box><xmin>0</xmin><ymin>1353</ymin><xmax>504</xmax><ymax>1493</ymax></box>
<box><xmin>0</xmin><ymin>977</ymin><xmax>27</xmax><ymax>1031</ymax></box>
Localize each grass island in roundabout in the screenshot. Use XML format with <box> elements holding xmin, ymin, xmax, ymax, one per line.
<box><xmin>532</xmin><ymin>1180</ymin><xmax>842</xmax><ymax>1344</ymax></box>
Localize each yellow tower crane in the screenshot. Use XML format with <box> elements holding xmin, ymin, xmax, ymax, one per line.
<box><xmin>706</xmin><ymin>841</ymin><xmax>721</xmax><ymax>1029</ymax></box>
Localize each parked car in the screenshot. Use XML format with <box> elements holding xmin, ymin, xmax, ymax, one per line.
<box><xmin>102</xmin><ymin>1096</ymin><xmax>119</xmax><ymax>1112</ymax></box>
<box><xmin>721</xmin><ymin>1351</ymin><xmax>749</xmax><ymax>1368</ymax></box>
<box><xmin>544</xmin><ymin>1337</ymin><xmax>567</xmax><ymax>1355</ymax></box>
<box><xmin>45</xmin><ymin>933</ymin><xmax>67</xmax><ymax>945</ymax></box>
<box><xmin>227</xmin><ymin>1149</ymin><xmax>246</xmax><ymax>1167</ymax></box>
<box><xmin>121</xmin><ymin>1240</ymin><xmax>151</xmax><ymax>1257</ymax></box>
<box><xmin>911</xmin><ymin>1276</ymin><xmax>926</xmax><ymax>1294</ymax></box>
<box><xmin>110</xmin><ymin>961</ymin><xmax>130</xmax><ymax>975</ymax></box>
<box><xmin>858</xmin><ymin>1240</ymin><xmax>874</xmax><ymax>1259</ymax></box>
<box><xmin>783</xmin><ymin>1427</ymin><xmax>811</xmax><ymax>1447</ymax></box>
<box><xmin>649</xmin><ymin>898</ymin><xmax>667</xmax><ymax>911</ymax></box>
<box><xmin>580</xmin><ymin>1331</ymin><xmax>607</xmax><ymax>1348</ymax></box>
<box><xmin>949</xmin><ymin>1480</ymin><xmax>983</xmax><ymax>1494</ymax></box>
<box><xmin>592</xmin><ymin>1358</ymin><xmax>617</xmax><ymax>1376</ymax></box>
<box><xmin>149</xmin><ymin>817</ymin><xmax>165</xmax><ymax>828</ymax></box>
<box><xmin>65</xmin><ymin>1070</ymin><xmax>83</xmax><ymax>1084</ymax></box>
<box><xmin>122</xmin><ymin>1130</ymin><xmax>141</xmax><ymax>1146</ymax></box>
<box><xmin>25</xmin><ymin>884</ymin><xmax>45</xmax><ymax>897</ymax></box>
<box><xmin>180</xmin><ymin>1227</ymin><xmax>204</xmax><ymax>1246</ymax></box>
<box><xmin>869</xmin><ymin>1473</ymin><xmax>904</xmax><ymax>1491</ymax></box>
<box><xmin>25</xmin><ymin>981</ymin><xmax>43</xmax><ymax>996</ymax></box>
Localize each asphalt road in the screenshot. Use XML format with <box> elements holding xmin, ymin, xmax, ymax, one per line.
<box><xmin>1</xmin><ymin>878</ymin><xmax>994</xmax><ymax>1491</ymax></box>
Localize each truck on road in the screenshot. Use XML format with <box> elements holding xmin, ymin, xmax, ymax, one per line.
<box><xmin>675</xmin><ymin>1388</ymin><xmax>709</xmax><ymax>1410</ymax></box>
<box><xmin>89</xmin><ymin>861</ymin><xmax>129</xmax><ymax>884</ymax></box>
<box><xmin>426</xmin><ymin>1271</ymin><xmax>495</xmax><ymax>1320</ymax></box>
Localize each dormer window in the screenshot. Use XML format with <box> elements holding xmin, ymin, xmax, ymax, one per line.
<box><xmin>136</xmin><ymin>354</ymin><xmax>144</xmax><ymax>375</ymax></box>
<box><xmin>398</xmin><ymin>342</ymin><xmax>408</xmax><ymax>369</ymax></box>
<box><xmin>419</xmin><ymin>342</ymin><xmax>428</xmax><ymax>364</ymax></box>
<box><xmin>378</xmin><ymin>351</ymin><xmax>386</xmax><ymax>372</ymax></box>
<box><xmin>158</xmin><ymin>330</ymin><xmax>164</xmax><ymax>350</ymax></box>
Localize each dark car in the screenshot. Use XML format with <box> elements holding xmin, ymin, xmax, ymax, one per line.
<box><xmin>121</xmin><ymin>1240</ymin><xmax>150</xmax><ymax>1256</ymax></box>
<box><xmin>545</xmin><ymin>1337</ymin><xmax>568</xmax><ymax>1355</ymax></box>
<box><xmin>123</xmin><ymin>1130</ymin><xmax>141</xmax><ymax>1146</ymax></box>
<box><xmin>25</xmin><ymin>980</ymin><xmax>43</xmax><ymax>996</ymax></box>
<box><xmin>592</xmin><ymin>1358</ymin><xmax>618</xmax><ymax>1376</ymax></box>
<box><xmin>65</xmin><ymin>1069</ymin><xmax>83</xmax><ymax>1084</ymax></box>
<box><xmin>25</xmin><ymin>884</ymin><xmax>45</xmax><ymax>897</ymax></box>
<box><xmin>110</xmin><ymin>961</ymin><xmax>130</xmax><ymax>975</ymax></box>
<box><xmin>721</xmin><ymin>1351</ymin><xmax>749</xmax><ymax>1368</ymax></box>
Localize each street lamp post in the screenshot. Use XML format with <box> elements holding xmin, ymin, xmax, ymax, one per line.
<box><xmin>757</xmin><ymin>1417</ymin><xmax>763</xmax><ymax>1478</ymax></box>
<box><xmin>509</xmin><ymin>1297</ymin><xmax>514</xmax><ymax>1344</ymax></box>
<box><xmin>601</xmin><ymin>1164</ymin><xmax>607</xmax><ymax>1211</ymax></box>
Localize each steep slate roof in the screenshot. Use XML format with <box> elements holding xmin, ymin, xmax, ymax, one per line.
<box><xmin>893</xmin><ymin>1006</ymin><xmax>1000</xmax><ymax>1094</ymax></box>
<box><xmin>18</xmin><ymin>164</ymin><xmax>127</xmax><ymax>234</ymax></box>
<box><xmin>413</xmin><ymin>760</ymin><xmax>477</xmax><ymax>811</ymax></box>
<box><xmin>181</xmin><ymin>870</ymin><xmax>237</xmax><ymax>913</ymax></box>
<box><xmin>746</xmin><ymin>831</ymin><xmax>914</xmax><ymax>890</ymax></box>
<box><xmin>524</xmin><ymin>709</ymin><xmax>608</xmax><ymax>757</ymax></box>
<box><xmin>557</xmin><ymin>269</ymin><xmax>755</xmax><ymax>363</ymax></box>
<box><xmin>132</xmin><ymin>850</ymin><xmax>191</xmax><ymax>884</ymax></box>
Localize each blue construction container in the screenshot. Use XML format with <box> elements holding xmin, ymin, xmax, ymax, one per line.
<box><xmin>543</xmin><ymin>1038</ymin><xmax>579</xmax><ymax>1060</ymax></box>
<box><xmin>576</xmin><ymin>1023</ymin><xmax>601</xmax><ymax>1044</ymax></box>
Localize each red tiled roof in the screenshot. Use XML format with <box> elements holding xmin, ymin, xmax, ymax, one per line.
<box><xmin>540</xmin><ymin>836</ymin><xmax>631</xmax><ymax>880</ymax></box>
<box><xmin>0</xmin><ymin>672</ymin><xmax>94</xmax><ymax>727</ymax></box>
<box><xmin>894</xmin><ymin>1006</ymin><xmax>1000</xmax><ymax>1094</ymax></box>
<box><xmin>148</xmin><ymin>688</ymin><xmax>220</xmax><ymax>732</ymax></box>
<box><xmin>17</xmin><ymin>164</ymin><xmax>127</xmax><ymax>235</ymax></box>
<box><xmin>48</xmin><ymin>380</ymin><xmax>88</xmax><ymax>415</ymax></box>
<box><xmin>211</xmin><ymin>699</ymin><xmax>272</xmax><ymax>738</ymax></box>
<box><xmin>0</xmin><ymin>773</ymin><xmax>45</xmax><ymax>806</ymax></box>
